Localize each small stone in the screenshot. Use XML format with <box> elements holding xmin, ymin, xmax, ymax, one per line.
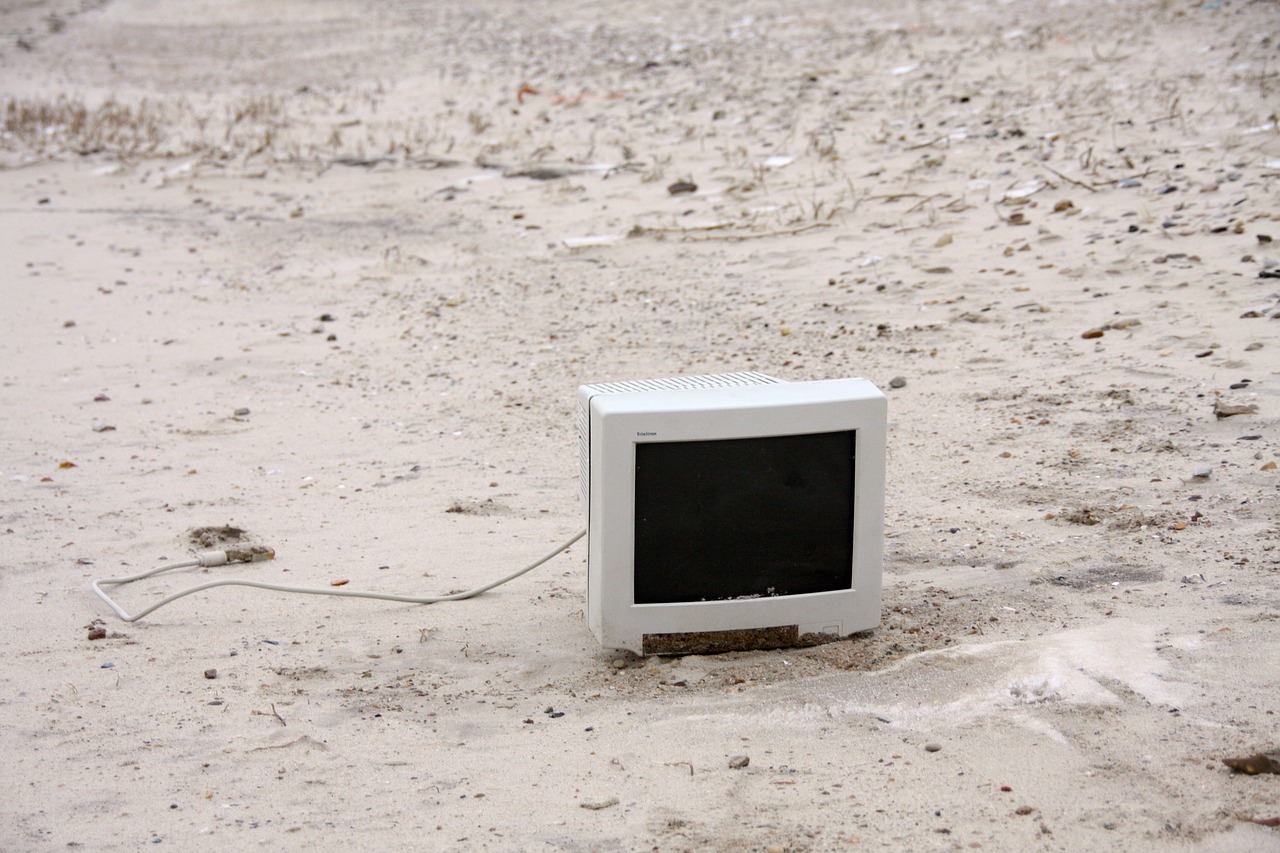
<box><xmin>1116</xmin><ymin>178</ymin><xmax>1142</xmax><ymax>188</ymax></box>
<box><xmin>1214</xmin><ymin>401</ymin><xmax>1258</xmax><ymax>419</ymax></box>
<box><xmin>92</xmin><ymin>421</ymin><xmax>116</xmax><ymax>432</ymax></box>
<box><xmin>729</xmin><ymin>755</ymin><xmax>750</xmax><ymax>769</ymax></box>
<box><xmin>611</xmin><ymin>658</ymin><xmax>627</xmax><ymax>669</ymax></box>
<box><xmin>1191</xmin><ymin>467</ymin><xmax>1213</xmax><ymax>479</ymax></box>
<box><xmin>1156</xmin><ymin>184</ymin><xmax>1177</xmax><ymax>195</ymax></box>
<box><xmin>1223</xmin><ymin>752</ymin><xmax>1280</xmax><ymax>775</ymax></box>
<box><xmin>234</xmin><ymin>407</ymin><xmax>250</xmax><ymax>417</ymax></box>
<box><xmin>925</xmin><ymin>743</ymin><xmax>942</xmax><ymax>753</ymax></box>
<box><xmin>1015</xmin><ymin>805</ymin><xmax>1035</xmax><ymax>816</ymax></box>
<box><xmin>667</xmin><ymin>180</ymin><xmax>697</xmax><ymax>195</ymax></box>
<box><xmin>87</xmin><ymin>627</ymin><xmax>107</xmax><ymax>641</ymax></box>
<box><xmin>1081</xmin><ymin>329</ymin><xmax>1104</xmax><ymax>339</ymax></box>
<box><xmin>889</xmin><ymin>376</ymin><xmax>907</xmax><ymax>389</ymax></box>
<box><xmin>318</xmin><ymin>313</ymin><xmax>336</xmax><ymax>322</ymax></box>
<box><xmin>204</xmin><ymin>668</ymin><xmax>218</xmax><ymax>680</ymax></box>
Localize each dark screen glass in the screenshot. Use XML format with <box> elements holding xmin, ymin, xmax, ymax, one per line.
<box><xmin>633</xmin><ymin>430</ymin><xmax>855</xmax><ymax>604</ymax></box>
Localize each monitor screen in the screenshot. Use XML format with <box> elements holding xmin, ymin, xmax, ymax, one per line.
<box><xmin>633</xmin><ymin>430</ymin><xmax>856</xmax><ymax>604</ymax></box>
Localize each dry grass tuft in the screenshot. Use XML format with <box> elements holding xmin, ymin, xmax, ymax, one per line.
<box><xmin>2</xmin><ymin>95</ymin><xmax>171</xmax><ymax>157</ymax></box>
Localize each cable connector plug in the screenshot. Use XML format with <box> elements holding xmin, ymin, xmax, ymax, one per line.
<box><xmin>196</xmin><ymin>546</ymin><xmax>275</xmax><ymax>567</ymax></box>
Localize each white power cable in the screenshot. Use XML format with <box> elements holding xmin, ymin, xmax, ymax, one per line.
<box><xmin>91</xmin><ymin>529</ymin><xmax>586</xmax><ymax>623</ymax></box>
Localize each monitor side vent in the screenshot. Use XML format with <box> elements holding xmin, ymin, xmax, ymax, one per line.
<box><xmin>577</xmin><ymin>371</ymin><xmax>782</xmax><ymax>512</ymax></box>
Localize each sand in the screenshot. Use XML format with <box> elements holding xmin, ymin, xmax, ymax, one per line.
<box><xmin>2</xmin><ymin>0</ymin><xmax>1278</xmax><ymax>849</ymax></box>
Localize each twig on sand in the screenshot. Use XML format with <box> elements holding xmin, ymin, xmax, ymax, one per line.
<box><xmin>684</xmin><ymin>223</ymin><xmax>833</xmax><ymax>242</ymax></box>
<box><xmin>252</xmin><ymin>703</ymin><xmax>287</xmax><ymax>726</ymax></box>
<box><xmin>906</xmin><ymin>193</ymin><xmax>950</xmax><ymax>213</ymax></box>
<box><xmin>1042</xmin><ymin>164</ymin><xmax>1100</xmax><ymax>193</ymax></box>
<box><xmin>248</xmin><ymin>735</ymin><xmax>328</xmax><ymax>752</ymax></box>
<box><xmin>906</xmin><ymin>135</ymin><xmax>950</xmax><ymax>151</ymax></box>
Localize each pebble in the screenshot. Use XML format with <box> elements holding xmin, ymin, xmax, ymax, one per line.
<box><xmin>729</xmin><ymin>755</ymin><xmax>750</xmax><ymax>769</ymax></box>
<box><xmin>87</xmin><ymin>627</ymin><xmax>107</xmax><ymax>641</ymax></box>
<box><xmin>889</xmin><ymin>376</ymin><xmax>907</xmax><ymax>389</ymax></box>
<box><xmin>204</xmin><ymin>668</ymin><xmax>218</xmax><ymax>679</ymax></box>
<box><xmin>611</xmin><ymin>658</ymin><xmax>627</xmax><ymax>669</ymax></box>
<box><xmin>667</xmin><ymin>180</ymin><xmax>697</xmax><ymax>195</ymax></box>
<box><xmin>1116</xmin><ymin>178</ymin><xmax>1142</xmax><ymax>189</ymax></box>
<box><xmin>234</xmin><ymin>407</ymin><xmax>250</xmax><ymax>416</ymax></box>
<box><xmin>1156</xmin><ymin>184</ymin><xmax>1178</xmax><ymax>195</ymax></box>
<box><xmin>1192</xmin><ymin>467</ymin><xmax>1213</xmax><ymax>479</ymax></box>
<box><xmin>925</xmin><ymin>743</ymin><xmax>942</xmax><ymax>752</ymax></box>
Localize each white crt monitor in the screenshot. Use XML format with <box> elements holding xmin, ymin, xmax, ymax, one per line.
<box><xmin>577</xmin><ymin>372</ymin><xmax>886</xmax><ymax>655</ymax></box>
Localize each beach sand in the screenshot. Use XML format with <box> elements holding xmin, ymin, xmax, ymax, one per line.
<box><xmin>2</xmin><ymin>0</ymin><xmax>1278</xmax><ymax>849</ymax></box>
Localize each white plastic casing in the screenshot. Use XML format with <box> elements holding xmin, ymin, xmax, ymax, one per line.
<box><xmin>577</xmin><ymin>373</ymin><xmax>887</xmax><ymax>654</ymax></box>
